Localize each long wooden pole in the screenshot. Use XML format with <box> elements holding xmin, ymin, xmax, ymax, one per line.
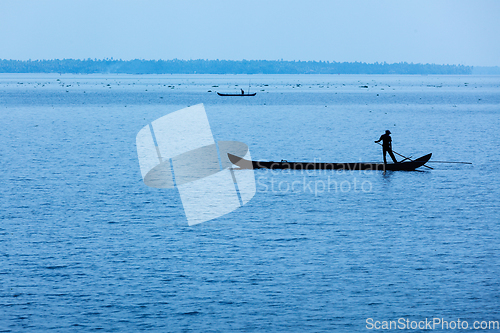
<box><xmin>427</xmin><ymin>161</ymin><xmax>472</xmax><ymax>164</ymax></box>
<box><xmin>375</xmin><ymin>142</ymin><xmax>433</xmax><ymax>170</ymax></box>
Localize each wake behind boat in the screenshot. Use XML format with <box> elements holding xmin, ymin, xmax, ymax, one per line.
<box><xmin>228</xmin><ymin>153</ymin><xmax>432</xmax><ymax>171</ymax></box>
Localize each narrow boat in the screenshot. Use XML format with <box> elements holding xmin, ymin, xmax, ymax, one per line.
<box><xmin>217</xmin><ymin>92</ymin><xmax>256</xmax><ymax>96</ymax></box>
<box><xmin>228</xmin><ymin>153</ymin><xmax>432</xmax><ymax>171</ymax></box>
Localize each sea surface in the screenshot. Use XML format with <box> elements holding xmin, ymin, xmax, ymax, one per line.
<box><xmin>1</xmin><ymin>74</ymin><xmax>499</xmax><ymax>332</ymax></box>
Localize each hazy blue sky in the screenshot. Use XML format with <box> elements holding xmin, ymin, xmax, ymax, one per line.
<box><xmin>1</xmin><ymin>0</ymin><xmax>499</xmax><ymax>66</ymax></box>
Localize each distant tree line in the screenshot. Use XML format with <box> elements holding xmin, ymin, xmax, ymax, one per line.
<box><xmin>0</xmin><ymin>59</ymin><xmax>473</xmax><ymax>75</ymax></box>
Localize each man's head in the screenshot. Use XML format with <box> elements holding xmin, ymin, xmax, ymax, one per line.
<box><xmin>385</xmin><ymin>130</ymin><xmax>391</xmax><ymax>134</ymax></box>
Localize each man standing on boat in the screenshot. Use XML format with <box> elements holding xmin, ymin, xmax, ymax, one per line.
<box><xmin>375</xmin><ymin>130</ymin><xmax>398</xmax><ymax>164</ymax></box>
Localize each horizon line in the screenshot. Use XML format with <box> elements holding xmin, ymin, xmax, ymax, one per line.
<box><xmin>1</xmin><ymin>58</ymin><xmax>492</xmax><ymax>67</ymax></box>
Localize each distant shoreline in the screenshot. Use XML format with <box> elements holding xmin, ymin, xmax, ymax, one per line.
<box><xmin>1</xmin><ymin>59</ymin><xmax>493</xmax><ymax>75</ymax></box>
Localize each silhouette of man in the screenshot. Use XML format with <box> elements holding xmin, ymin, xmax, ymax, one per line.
<box><xmin>375</xmin><ymin>130</ymin><xmax>398</xmax><ymax>164</ymax></box>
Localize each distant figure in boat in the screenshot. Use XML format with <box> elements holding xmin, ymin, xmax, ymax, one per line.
<box><xmin>375</xmin><ymin>130</ymin><xmax>398</xmax><ymax>164</ymax></box>
<box><xmin>241</xmin><ymin>89</ymin><xmax>244</xmax><ymax>95</ymax></box>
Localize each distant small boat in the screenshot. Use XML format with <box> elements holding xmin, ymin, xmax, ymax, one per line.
<box><xmin>217</xmin><ymin>92</ymin><xmax>256</xmax><ymax>97</ymax></box>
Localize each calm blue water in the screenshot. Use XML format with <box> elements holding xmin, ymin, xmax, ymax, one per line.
<box><xmin>1</xmin><ymin>74</ymin><xmax>499</xmax><ymax>332</ymax></box>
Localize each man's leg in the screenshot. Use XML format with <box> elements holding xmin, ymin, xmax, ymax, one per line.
<box><xmin>382</xmin><ymin>148</ymin><xmax>388</xmax><ymax>164</ymax></box>
<box><xmin>388</xmin><ymin>149</ymin><xmax>398</xmax><ymax>163</ymax></box>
